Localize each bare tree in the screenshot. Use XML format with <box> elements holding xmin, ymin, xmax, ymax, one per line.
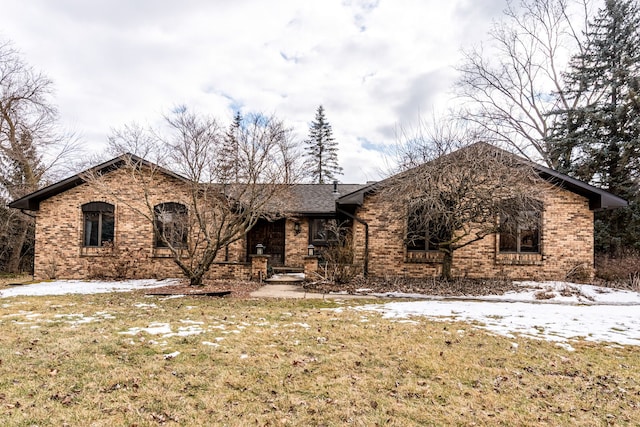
<box><xmin>391</xmin><ymin>110</ymin><xmax>485</xmax><ymax>170</ymax></box>
<box><xmin>86</xmin><ymin>108</ymin><xmax>296</xmax><ymax>286</ymax></box>
<box><xmin>456</xmin><ymin>0</ymin><xmax>595</xmax><ymax>171</ymax></box>
<box><xmin>106</xmin><ymin>122</ymin><xmax>165</xmax><ymax>161</ymax></box>
<box><xmin>315</xmin><ymin>220</ymin><xmax>361</xmax><ymax>284</ymax></box>
<box><xmin>382</xmin><ymin>118</ymin><xmax>546</xmax><ymax>280</ymax></box>
<box><xmin>0</xmin><ymin>39</ymin><xmax>77</xmax><ymax>273</ymax></box>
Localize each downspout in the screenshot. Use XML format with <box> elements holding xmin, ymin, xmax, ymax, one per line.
<box><xmin>336</xmin><ymin>208</ymin><xmax>369</xmax><ymax>278</ymax></box>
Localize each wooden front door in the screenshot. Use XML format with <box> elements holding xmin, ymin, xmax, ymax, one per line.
<box><xmin>247</xmin><ymin>219</ymin><xmax>286</xmax><ymax>266</ymax></box>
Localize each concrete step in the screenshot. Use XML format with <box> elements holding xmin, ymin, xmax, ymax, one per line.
<box><xmin>265</xmin><ymin>273</ymin><xmax>305</xmax><ymax>283</ymax></box>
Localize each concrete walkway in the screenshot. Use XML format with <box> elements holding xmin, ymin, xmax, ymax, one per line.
<box><xmin>250</xmin><ymin>284</ymin><xmax>375</xmax><ymax>299</ymax></box>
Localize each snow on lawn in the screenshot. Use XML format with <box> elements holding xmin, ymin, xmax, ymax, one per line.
<box><xmin>359</xmin><ymin>297</ymin><xmax>640</xmax><ymax>348</ymax></box>
<box><xmin>484</xmin><ymin>281</ymin><xmax>640</xmax><ymax>305</ymax></box>
<box><xmin>0</xmin><ymin>279</ymin><xmax>182</xmax><ymax>298</ymax></box>
<box><xmin>369</xmin><ymin>281</ymin><xmax>640</xmax><ymax>305</ymax></box>
<box><xmin>359</xmin><ymin>281</ymin><xmax>640</xmax><ymax>347</ymax></box>
<box><xmin>2</xmin><ymin>278</ymin><xmax>639</xmax><ymax>347</ymax></box>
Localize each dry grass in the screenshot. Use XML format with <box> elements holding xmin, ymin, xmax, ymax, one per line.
<box><xmin>0</xmin><ymin>293</ymin><xmax>639</xmax><ymax>426</ymax></box>
<box><xmin>0</xmin><ymin>273</ymin><xmax>33</xmax><ymax>288</ymax></box>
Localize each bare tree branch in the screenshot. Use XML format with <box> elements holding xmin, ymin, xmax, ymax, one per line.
<box><xmin>455</xmin><ymin>0</ymin><xmax>593</xmax><ymax>170</ymax></box>
<box><xmin>85</xmin><ymin>108</ymin><xmax>298</xmax><ymax>286</ymax></box>
<box><xmin>381</xmin><ymin>117</ymin><xmax>547</xmax><ymax>280</ymax></box>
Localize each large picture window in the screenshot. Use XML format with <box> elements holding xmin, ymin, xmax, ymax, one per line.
<box><xmin>82</xmin><ymin>202</ymin><xmax>115</xmax><ymax>247</ymax></box>
<box><xmin>499</xmin><ymin>209</ymin><xmax>541</xmax><ymax>253</ymax></box>
<box><xmin>154</xmin><ymin>202</ymin><xmax>188</xmax><ymax>248</ymax></box>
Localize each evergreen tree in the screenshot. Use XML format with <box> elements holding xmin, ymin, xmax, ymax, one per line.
<box><xmin>547</xmin><ymin>0</ymin><xmax>640</xmax><ymax>252</ymax></box>
<box><xmin>218</xmin><ymin>111</ymin><xmax>243</xmax><ymax>182</ymax></box>
<box><xmin>304</xmin><ymin>105</ymin><xmax>342</xmax><ymax>184</ymax></box>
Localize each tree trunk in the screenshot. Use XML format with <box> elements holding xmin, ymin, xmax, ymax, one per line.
<box><xmin>188</xmin><ymin>271</ymin><xmax>205</xmax><ymax>287</ymax></box>
<box><xmin>441</xmin><ymin>249</ymin><xmax>453</xmax><ymax>281</ymax></box>
<box><xmin>7</xmin><ymin>220</ymin><xmax>28</xmax><ymax>273</ymax></box>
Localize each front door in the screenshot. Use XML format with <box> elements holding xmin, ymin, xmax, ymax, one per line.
<box><xmin>247</xmin><ymin>219</ymin><xmax>286</xmax><ymax>266</ymax></box>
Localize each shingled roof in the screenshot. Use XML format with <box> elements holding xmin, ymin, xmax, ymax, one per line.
<box><xmin>8</xmin><ymin>153</ymin><xmax>368</xmax><ymax>216</ymax></box>
<box><xmin>276</xmin><ymin>184</ymin><xmax>368</xmax><ymax>215</ymax></box>
<box><xmin>336</xmin><ymin>143</ymin><xmax>627</xmax><ymax>211</ymax></box>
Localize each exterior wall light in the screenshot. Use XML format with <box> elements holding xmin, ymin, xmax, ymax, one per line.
<box><xmin>294</xmin><ymin>222</ymin><xmax>301</xmax><ymax>235</ymax></box>
<box><xmin>307</xmin><ymin>244</ymin><xmax>315</xmax><ymax>256</ymax></box>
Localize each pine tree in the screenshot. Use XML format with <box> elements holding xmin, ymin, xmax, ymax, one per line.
<box><xmin>304</xmin><ymin>105</ymin><xmax>342</xmax><ymax>184</ymax></box>
<box><xmin>218</xmin><ymin>111</ymin><xmax>243</xmax><ymax>182</ymax></box>
<box><xmin>548</xmin><ymin>0</ymin><xmax>640</xmax><ymax>252</ymax></box>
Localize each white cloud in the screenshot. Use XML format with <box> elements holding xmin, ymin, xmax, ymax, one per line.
<box><xmin>2</xmin><ymin>0</ymin><xmax>503</xmax><ymax>182</ymax></box>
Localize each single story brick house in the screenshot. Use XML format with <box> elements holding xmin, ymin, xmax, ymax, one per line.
<box><xmin>9</xmin><ymin>148</ymin><xmax>626</xmax><ymax>282</ymax></box>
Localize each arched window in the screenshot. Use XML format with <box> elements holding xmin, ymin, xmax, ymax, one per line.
<box><xmin>82</xmin><ymin>202</ymin><xmax>115</xmax><ymax>247</ymax></box>
<box><xmin>154</xmin><ymin>202</ymin><xmax>188</xmax><ymax>248</ymax></box>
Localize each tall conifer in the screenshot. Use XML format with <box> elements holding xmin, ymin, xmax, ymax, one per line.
<box><xmin>547</xmin><ymin>0</ymin><xmax>640</xmax><ymax>251</ymax></box>
<box><xmin>304</xmin><ymin>105</ymin><xmax>342</xmax><ymax>184</ymax></box>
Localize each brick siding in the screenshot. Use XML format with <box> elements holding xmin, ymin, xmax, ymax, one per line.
<box><xmin>33</xmin><ymin>168</ymin><xmax>595</xmax><ymax>283</ymax></box>
<box><xmin>351</xmin><ymin>182</ymin><xmax>594</xmax><ymax>281</ymax></box>
<box><xmin>34</xmin><ymin>168</ymin><xmax>249</xmax><ymax>281</ymax></box>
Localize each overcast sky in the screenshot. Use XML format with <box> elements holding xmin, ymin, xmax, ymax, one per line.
<box><xmin>2</xmin><ymin>0</ymin><xmax>506</xmax><ymax>183</ymax></box>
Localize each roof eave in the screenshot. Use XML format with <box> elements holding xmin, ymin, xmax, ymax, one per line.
<box><xmin>8</xmin><ymin>154</ymin><xmax>189</xmax><ymax>212</ymax></box>
<box><xmin>336</xmin><ymin>182</ymin><xmax>378</xmax><ymax>207</ymax></box>
<box><xmin>534</xmin><ymin>167</ymin><xmax>628</xmax><ymax>210</ymax></box>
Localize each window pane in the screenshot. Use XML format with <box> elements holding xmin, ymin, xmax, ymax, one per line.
<box><xmin>311</xmin><ymin>219</ymin><xmax>338</xmax><ymax>245</ymax></box>
<box><xmin>169</xmin><ymin>222</ymin><xmax>188</xmax><ymax>247</ymax></box>
<box><xmin>101</xmin><ymin>212</ymin><xmax>115</xmax><ymax>245</ymax></box>
<box><xmin>499</xmin><ymin>209</ymin><xmax>540</xmax><ymax>253</ymax></box>
<box><xmin>519</xmin><ymin>227</ymin><xmax>539</xmax><ymax>253</ymax></box>
<box><xmin>499</xmin><ymin>232</ymin><xmax>518</xmax><ymax>252</ymax></box>
<box><xmin>427</xmin><ymin>220</ymin><xmax>449</xmax><ymax>251</ymax></box>
<box><xmin>407</xmin><ymin>206</ymin><xmax>426</xmax><ymax>251</ymax></box>
<box><xmin>499</xmin><ymin>215</ymin><xmax>518</xmax><ymax>252</ymax></box>
<box><xmin>154</xmin><ymin>203</ymin><xmax>188</xmax><ymax>248</ymax></box>
<box><xmin>312</xmin><ymin>219</ymin><xmax>327</xmax><ymax>241</ymax></box>
<box><xmin>155</xmin><ymin>221</ymin><xmax>167</xmax><ymax>247</ymax></box>
<box><xmin>407</xmin><ymin>235</ymin><xmax>426</xmax><ymax>251</ymax></box>
<box><xmin>84</xmin><ymin>213</ymin><xmax>99</xmax><ymax>246</ymax></box>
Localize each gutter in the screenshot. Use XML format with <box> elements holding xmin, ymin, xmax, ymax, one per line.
<box><xmin>336</xmin><ymin>208</ymin><xmax>369</xmax><ymax>278</ymax></box>
<box><xmin>19</xmin><ymin>209</ymin><xmax>36</xmax><ymax>219</ymax></box>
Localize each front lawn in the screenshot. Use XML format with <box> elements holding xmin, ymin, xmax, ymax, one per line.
<box><xmin>0</xmin><ymin>293</ymin><xmax>638</xmax><ymax>426</ymax></box>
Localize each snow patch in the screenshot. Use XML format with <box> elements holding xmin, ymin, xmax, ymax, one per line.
<box><xmin>359</xmin><ymin>300</ymin><xmax>640</xmax><ymax>346</ymax></box>
<box><xmin>0</xmin><ymin>279</ymin><xmax>182</xmax><ymax>298</ymax></box>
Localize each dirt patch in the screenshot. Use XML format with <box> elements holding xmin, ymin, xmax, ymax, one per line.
<box><xmin>305</xmin><ymin>277</ymin><xmax>523</xmax><ymax>296</ymax></box>
<box><xmin>141</xmin><ymin>279</ymin><xmax>263</xmax><ymax>298</ymax></box>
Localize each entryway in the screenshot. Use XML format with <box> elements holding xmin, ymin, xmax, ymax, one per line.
<box><xmin>246</xmin><ymin>218</ymin><xmax>286</xmax><ymax>266</ymax></box>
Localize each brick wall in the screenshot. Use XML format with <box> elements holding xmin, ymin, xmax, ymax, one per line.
<box><xmin>352</xmin><ymin>182</ymin><xmax>594</xmax><ymax>281</ymax></box>
<box><xmin>284</xmin><ymin>217</ymin><xmax>310</xmax><ymax>268</ymax></box>
<box><xmin>34</xmin><ymin>168</ymin><xmax>250</xmax><ymax>281</ymax></box>
<box><xmin>34</xmin><ymin>165</ymin><xmax>595</xmax><ymax>283</ymax></box>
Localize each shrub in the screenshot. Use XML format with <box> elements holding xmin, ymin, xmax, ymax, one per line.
<box><xmin>595</xmin><ymin>250</ymin><xmax>640</xmax><ymax>289</ymax></box>
<box><xmin>316</xmin><ymin>222</ymin><xmax>362</xmax><ymax>284</ymax></box>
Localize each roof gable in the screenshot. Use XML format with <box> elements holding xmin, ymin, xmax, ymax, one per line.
<box><xmin>8</xmin><ymin>153</ymin><xmax>368</xmax><ymax>215</ymax></box>
<box><xmin>336</xmin><ymin>143</ymin><xmax>627</xmax><ymax>211</ymax></box>
<box><xmin>8</xmin><ymin>154</ymin><xmax>187</xmax><ymax>211</ymax></box>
